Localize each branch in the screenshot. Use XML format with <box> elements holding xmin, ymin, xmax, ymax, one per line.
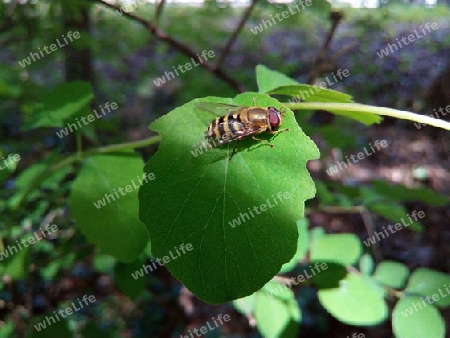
<box><xmin>286</xmin><ymin>102</ymin><xmax>450</xmax><ymax>131</ymax></box>
<box><xmin>215</xmin><ymin>0</ymin><xmax>258</xmax><ymax>68</ymax></box>
<box><xmin>360</xmin><ymin>209</ymin><xmax>382</xmax><ymax>262</ymax></box>
<box><xmin>305</xmin><ymin>205</ymin><xmax>365</xmax><ymax>215</ymax></box>
<box><xmin>6</xmin><ymin>0</ymin><xmax>19</xmax><ymax>16</ymax></box>
<box><xmin>307</xmin><ymin>10</ymin><xmax>344</xmax><ymax>84</ymax></box>
<box><xmin>13</xmin><ymin>136</ymin><xmax>161</xmax><ymax>213</ymax></box>
<box><xmin>0</xmin><ymin>0</ymin><xmax>19</xmax><ymax>33</ymax></box>
<box><xmin>330</xmin><ymin>41</ymin><xmax>357</xmax><ymax>63</ymax></box>
<box><xmin>154</xmin><ymin>0</ymin><xmax>166</xmax><ymax>26</ymax></box>
<box><xmin>92</xmin><ymin>0</ymin><xmax>244</xmax><ymax>92</ymax></box>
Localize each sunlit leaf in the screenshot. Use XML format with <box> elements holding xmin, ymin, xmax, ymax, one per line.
<box><xmin>139</xmin><ymin>93</ymin><xmax>319</xmax><ymax>303</ymax></box>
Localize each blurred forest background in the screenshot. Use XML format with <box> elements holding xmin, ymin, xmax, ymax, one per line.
<box><xmin>1</xmin><ymin>0</ymin><xmax>450</xmax><ymax>337</ymax></box>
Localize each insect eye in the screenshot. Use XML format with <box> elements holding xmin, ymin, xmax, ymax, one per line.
<box><xmin>268</xmin><ymin>107</ymin><xmax>281</xmax><ymax>129</ymax></box>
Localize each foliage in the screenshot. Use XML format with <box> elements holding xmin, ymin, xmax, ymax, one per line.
<box><xmin>139</xmin><ymin>92</ymin><xmax>319</xmax><ymax>303</ymax></box>
<box><xmin>2</xmin><ymin>63</ymin><xmax>449</xmax><ymax>336</ymax></box>
<box><xmin>1</xmin><ymin>1</ymin><xmax>450</xmax><ymax>337</ymax></box>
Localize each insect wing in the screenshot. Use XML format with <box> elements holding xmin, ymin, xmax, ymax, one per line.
<box><xmin>195</xmin><ymin>102</ymin><xmax>247</xmax><ymax>116</ymax></box>
<box><xmin>206</xmin><ymin>121</ymin><xmax>259</xmax><ymax>147</ymax></box>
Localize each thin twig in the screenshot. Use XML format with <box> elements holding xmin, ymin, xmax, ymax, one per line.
<box><xmin>13</xmin><ymin>136</ymin><xmax>161</xmax><ymax>214</ymax></box>
<box><xmin>6</xmin><ymin>0</ymin><xmax>19</xmax><ymax>17</ymax></box>
<box><xmin>330</xmin><ymin>41</ymin><xmax>357</xmax><ymax>63</ymax></box>
<box><xmin>306</xmin><ymin>204</ymin><xmax>383</xmax><ymax>261</ymax></box>
<box><xmin>215</xmin><ymin>0</ymin><xmax>258</xmax><ymax>68</ymax></box>
<box><xmin>305</xmin><ymin>205</ymin><xmax>365</xmax><ymax>215</ymax></box>
<box><xmin>0</xmin><ymin>0</ymin><xmax>19</xmax><ymax>33</ymax></box>
<box><xmin>154</xmin><ymin>0</ymin><xmax>166</xmax><ymax>26</ymax></box>
<box><xmin>360</xmin><ymin>208</ymin><xmax>382</xmax><ymax>262</ymax></box>
<box><xmin>93</xmin><ymin>0</ymin><xmax>244</xmax><ymax>92</ymax></box>
<box><xmin>307</xmin><ymin>11</ymin><xmax>344</xmax><ymax>84</ymax></box>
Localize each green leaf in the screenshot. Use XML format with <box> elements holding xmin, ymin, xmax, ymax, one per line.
<box><xmin>269</xmin><ymin>85</ymin><xmax>354</xmax><ymax>104</ymax></box>
<box><xmin>254</xmin><ymin>281</ymin><xmax>301</xmax><ymax>338</ymax></box>
<box><xmin>318</xmin><ymin>273</ymin><xmax>388</xmax><ymax>325</ymax></box>
<box><xmin>314</xmin><ymin>181</ymin><xmax>336</xmax><ymax>205</ymax></box>
<box><xmin>279</xmin><ymin>218</ymin><xmax>309</xmax><ymax>274</ymax></box>
<box><xmin>392</xmin><ymin>296</ymin><xmax>445</xmax><ymax>338</ymax></box>
<box><xmin>31</xmin><ymin>317</ymin><xmax>72</xmax><ymax>338</ymax></box>
<box><xmin>316</xmin><ymin>123</ymin><xmax>358</xmax><ymax>149</ymax></box>
<box><xmin>0</xmin><ymin>64</ymin><xmax>21</xmax><ymax>99</ymax></box>
<box><xmin>139</xmin><ymin>93</ymin><xmax>320</xmax><ymax>303</ymax></box>
<box><xmin>405</xmin><ymin>268</ymin><xmax>450</xmax><ymax>308</ymax></box>
<box><xmin>256</xmin><ymin>65</ymin><xmax>353</xmax><ymax>103</ymax></box>
<box><xmin>8</xmin><ymin>158</ymin><xmax>54</xmax><ymax>209</ymax></box>
<box><xmin>0</xmin><ymin>150</ymin><xmax>19</xmax><ymax>183</ymax></box>
<box><xmin>256</xmin><ymin>65</ymin><xmax>381</xmax><ymax>125</ymax></box>
<box><xmin>40</xmin><ymin>253</ymin><xmax>76</xmax><ymax>281</ymax></box>
<box><xmin>233</xmin><ymin>294</ymin><xmax>256</xmax><ymax>316</ymax></box>
<box><xmin>359</xmin><ymin>254</ymin><xmax>375</xmax><ymax>276</ymax></box>
<box><xmin>9</xmin><ymin>153</ymin><xmax>72</xmax><ymax>209</ymax></box>
<box><xmin>70</xmin><ymin>151</ymin><xmax>149</xmax><ymax>262</ymax></box>
<box><xmin>373</xmin><ymin>261</ymin><xmax>409</xmax><ymax>289</ymax></box>
<box><xmin>309</xmin><ymin>226</ymin><xmax>325</xmax><ymax>243</ymax></box>
<box><xmin>115</xmin><ymin>258</ymin><xmax>146</xmax><ymax>299</ymax></box>
<box><xmin>310</xmin><ymin>234</ymin><xmax>362</xmax><ymax>266</ymax></box>
<box><xmin>372</xmin><ymin>180</ymin><xmax>449</xmax><ymax>207</ymax></box>
<box><xmin>2</xmin><ymin>245</ymin><xmax>30</xmax><ymax>280</ymax></box>
<box><xmin>24</xmin><ymin>81</ymin><xmax>93</xmax><ymax>130</ymax></box>
<box><xmin>0</xmin><ymin>322</ymin><xmax>14</xmax><ymax>338</ymax></box>
<box><xmin>80</xmin><ymin>322</ymin><xmax>118</xmax><ymax>338</ymax></box>
<box><xmin>0</xmin><ymin>80</ymin><xmax>21</xmax><ymax>98</ymax></box>
<box><xmin>289</xmin><ymin>101</ymin><xmax>381</xmax><ymax>125</ymax></box>
<box><xmin>308</xmin><ymin>262</ymin><xmax>347</xmax><ymax>289</ymax></box>
<box><xmin>306</xmin><ymin>0</ymin><xmax>332</xmax><ymax>12</ymax></box>
<box><xmin>256</xmin><ymin>65</ymin><xmax>299</xmax><ymax>93</ymax></box>
<box><xmin>93</xmin><ymin>254</ymin><xmax>116</xmax><ymax>273</ymax></box>
<box><xmin>327</xmin><ymin>181</ymin><xmax>361</xmax><ymax>200</ymax></box>
<box><xmin>367</xmin><ymin>202</ymin><xmax>423</xmax><ymax>231</ymax></box>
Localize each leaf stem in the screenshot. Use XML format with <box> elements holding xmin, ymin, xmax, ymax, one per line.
<box><xmin>13</xmin><ymin>136</ymin><xmax>161</xmax><ymax>212</ymax></box>
<box><xmin>285</xmin><ymin>102</ymin><xmax>450</xmax><ymax>131</ymax></box>
<box><xmin>305</xmin><ymin>205</ymin><xmax>365</xmax><ymax>214</ymax></box>
<box><xmin>83</xmin><ymin>136</ymin><xmax>161</xmax><ymax>156</ymax></box>
<box><xmin>76</xmin><ymin>132</ymin><xmax>82</xmax><ymax>159</ymax></box>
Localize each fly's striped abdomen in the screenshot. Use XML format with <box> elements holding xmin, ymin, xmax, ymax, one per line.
<box><xmin>206</xmin><ymin>113</ymin><xmax>247</xmax><ymax>147</ymax></box>
<box><xmin>196</xmin><ymin>102</ymin><xmax>288</xmax><ymax>160</ymax></box>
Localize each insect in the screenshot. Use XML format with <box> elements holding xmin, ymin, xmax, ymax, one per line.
<box><xmin>195</xmin><ymin>101</ymin><xmax>289</xmax><ymax>160</ymax></box>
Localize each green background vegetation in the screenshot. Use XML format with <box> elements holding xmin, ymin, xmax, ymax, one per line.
<box><xmin>1</xmin><ymin>1</ymin><xmax>450</xmax><ymax>337</ymax></box>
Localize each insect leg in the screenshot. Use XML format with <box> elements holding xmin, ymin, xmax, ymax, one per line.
<box><xmin>251</xmin><ymin>135</ymin><xmax>274</xmax><ymax>148</ymax></box>
<box><xmin>229</xmin><ymin>140</ymin><xmax>241</xmax><ymax>161</ymax></box>
<box><xmin>269</xmin><ymin>128</ymin><xmax>290</xmax><ymax>135</ymax></box>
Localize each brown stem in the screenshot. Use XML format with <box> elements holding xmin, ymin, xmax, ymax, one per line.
<box><xmin>92</xmin><ymin>0</ymin><xmax>244</xmax><ymax>92</ymax></box>
<box><xmin>215</xmin><ymin>0</ymin><xmax>258</xmax><ymax>68</ymax></box>
<box><xmin>154</xmin><ymin>0</ymin><xmax>166</xmax><ymax>25</ymax></box>
<box><xmin>305</xmin><ymin>205</ymin><xmax>365</xmax><ymax>214</ymax></box>
<box><xmin>360</xmin><ymin>209</ymin><xmax>383</xmax><ymax>262</ymax></box>
<box><xmin>307</xmin><ymin>10</ymin><xmax>344</xmax><ymax>84</ymax></box>
<box><xmin>0</xmin><ymin>0</ymin><xmax>19</xmax><ymax>34</ymax></box>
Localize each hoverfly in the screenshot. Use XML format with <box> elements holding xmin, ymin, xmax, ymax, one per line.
<box><xmin>195</xmin><ymin>101</ymin><xmax>289</xmax><ymax>161</ymax></box>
